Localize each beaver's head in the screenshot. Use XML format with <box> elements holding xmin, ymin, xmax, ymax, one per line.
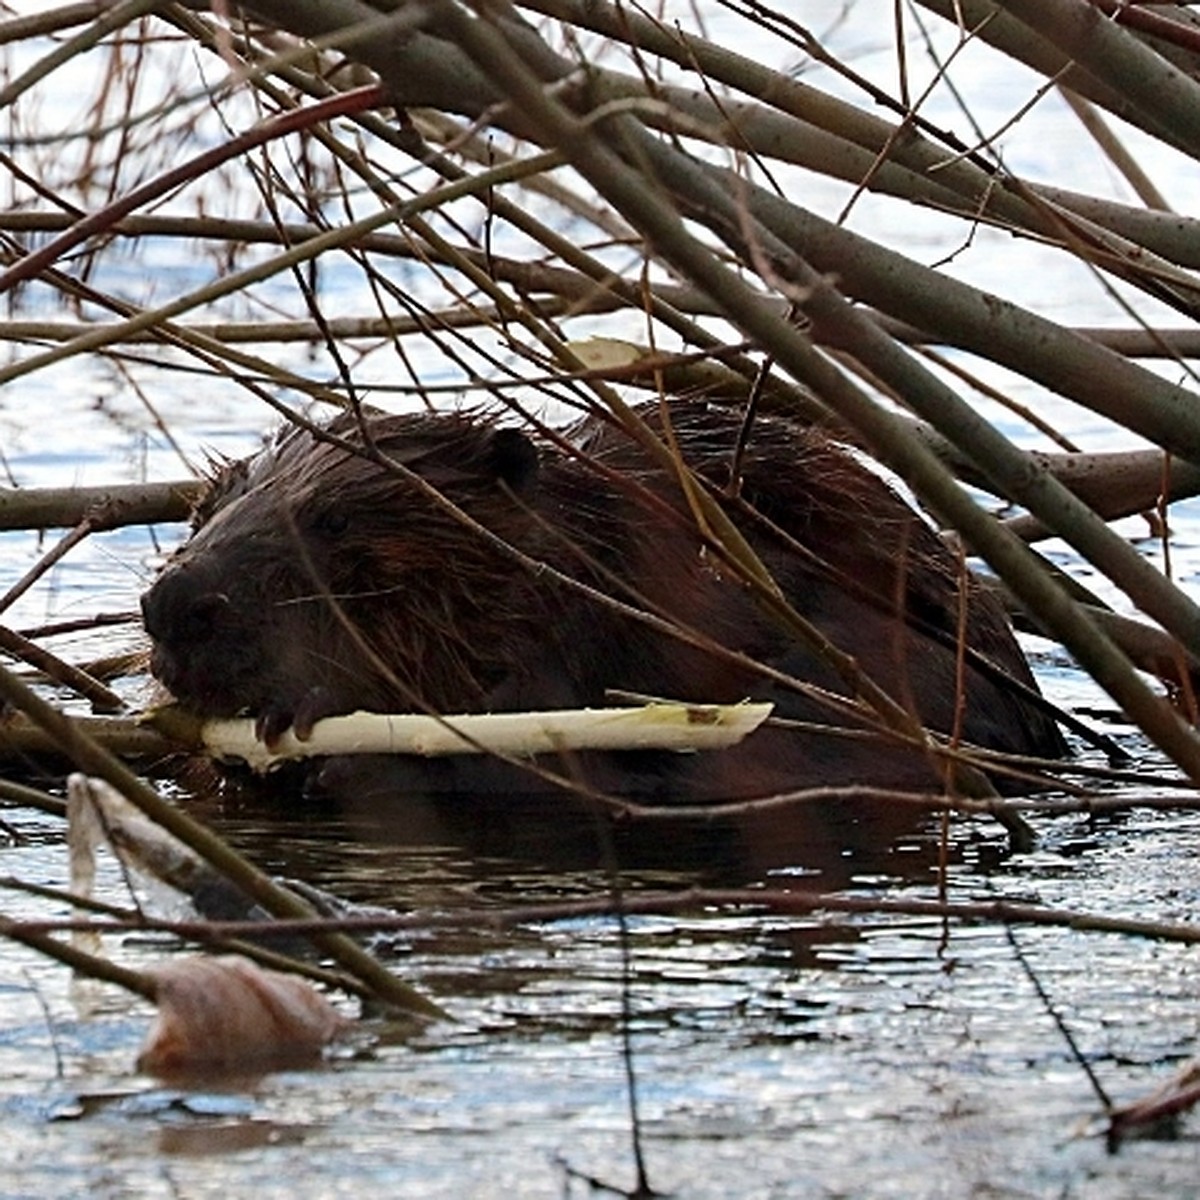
<box><xmin>141</xmin><ymin>411</ymin><xmax>544</xmax><ymax>731</ymax></box>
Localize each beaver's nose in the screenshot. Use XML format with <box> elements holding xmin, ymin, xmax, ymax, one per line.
<box><xmin>141</xmin><ymin>564</ymin><xmax>232</xmax><ymax>647</ymax></box>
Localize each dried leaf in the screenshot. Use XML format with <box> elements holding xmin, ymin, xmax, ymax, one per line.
<box><xmin>139</xmin><ymin>955</ymin><xmax>350</xmax><ymax>1075</ymax></box>
<box><xmin>564</xmin><ymin>336</ymin><xmax>648</xmax><ymax>370</ymax></box>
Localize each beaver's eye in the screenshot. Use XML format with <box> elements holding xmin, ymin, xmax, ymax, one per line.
<box><xmin>310</xmin><ymin>505</ymin><xmax>350</xmax><ymax>538</ymax></box>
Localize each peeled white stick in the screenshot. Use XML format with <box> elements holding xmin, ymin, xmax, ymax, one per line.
<box><xmin>192</xmin><ymin>702</ymin><xmax>774</xmax><ymax>774</ymax></box>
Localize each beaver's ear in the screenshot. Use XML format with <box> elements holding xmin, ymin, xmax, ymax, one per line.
<box><xmin>487</xmin><ymin>428</ymin><xmax>540</xmax><ymax>494</ymax></box>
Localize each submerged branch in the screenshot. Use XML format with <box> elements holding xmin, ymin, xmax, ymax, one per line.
<box><xmin>0</xmin><ymin>661</ymin><xmax>446</xmax><ymax>1021</ymax></box>
<box><xmin>13</xmin><ymin>884</ymin><xmax>1200</xmax><ymax>948</ymax></box>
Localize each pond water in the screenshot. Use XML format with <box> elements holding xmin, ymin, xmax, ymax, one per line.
<box><xmin>2</xmin><ymin>3</ymin><xmax>1200</xmax><ymax>1198</ymax></box>
<box><xmin>3</xmin><ymin>792</ymin><xmax>1199</xmax><ymax>1200</ymax></box>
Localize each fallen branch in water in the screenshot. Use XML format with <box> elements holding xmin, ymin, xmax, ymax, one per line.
<box><xmin>0</xmin><ymin>712</ymin><xmax>178</xmax><ymax>761</ymax></box>
<box><xmin>0</xmin><ymin>624</ymin><xmax>124</xmax><ymax>714</ymax></box>
<box><xmin>12</xmin><ymin>882</ymin><xmax>1200</xmax><ymax>947</ymax></box>
<box><xmin>1108</xmin><ymin>1058</ymin><xmax>1200</xmax><ymax>1147</ymax></box>
<box><xmin>0</xmin><ymin>664</ymin><xmax>447</xmax><ymax>1022</ymax></box>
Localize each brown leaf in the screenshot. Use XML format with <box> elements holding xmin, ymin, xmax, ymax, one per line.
<box><xmin>139</xmin><ymin>955</ymin><xmax>350</xmax><ymax>1076</ymax></box>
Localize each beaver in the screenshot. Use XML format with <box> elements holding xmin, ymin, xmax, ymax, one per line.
<box><xmin>141</xmin><ymin>402</ymin><xmax>1066</xmax><ymax>802</ymax></box>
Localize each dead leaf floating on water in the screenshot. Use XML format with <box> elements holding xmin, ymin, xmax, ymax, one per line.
<box><xmin>139</xmin><ymin>955</ymin><xmax>350</xmax><ymax>1076</ymax></box>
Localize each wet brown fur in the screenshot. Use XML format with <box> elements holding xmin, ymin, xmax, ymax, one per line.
<box><xmin>142</xmin><ymin>402</ymin><xmax>1066</xmax><ymax>801</ymax></box>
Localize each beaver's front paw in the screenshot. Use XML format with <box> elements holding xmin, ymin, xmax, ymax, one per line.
<box><xmin>253</xmin><ymin>686</ymin><xmax>342</xmax><ymax>748</ymax></box>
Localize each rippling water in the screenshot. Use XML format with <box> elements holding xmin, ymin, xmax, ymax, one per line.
<box><xmin>2</xmin><ymin>4</ymin><xmax>1200</xmax><ymax>1197</ymax></box>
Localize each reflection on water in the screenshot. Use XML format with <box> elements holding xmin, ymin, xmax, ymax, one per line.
<box><xmin>2</xmin><ymin>758</ymin><xmax>1200</xmax><ymax>1197</ymax></box>
<box><xmin>205</xmin><ymin>769</ymin><xmax>949</xmax><ymax>893</ymax></box>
